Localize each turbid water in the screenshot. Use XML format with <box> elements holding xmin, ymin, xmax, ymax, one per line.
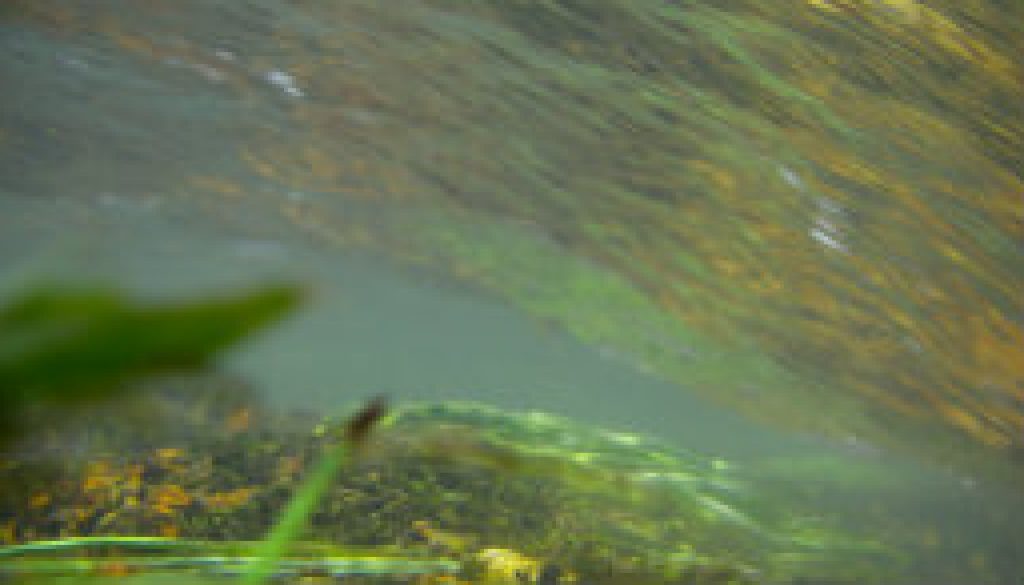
<box><xmin>0</xmin><ymin>189</ymin><xmax>816</xmax><ymax>461</ymax></box>
<box><xmin>2</xmin><ymin>1</ymin><xmax>1023</xmax><ymax>583</ymax></box>
<box><xmin>3</xmin><ymin>128</ymin><xmax>1023</xmax><ymax>585</ymax></box>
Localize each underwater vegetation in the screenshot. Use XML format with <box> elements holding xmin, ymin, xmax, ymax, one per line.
<box><xmin>2</xmin><ymin>0</ymin><xmax>1024</xmax><ymax>582</ymax></box>
<box><xmin>6</xmin><ymin>0</ymin><xmax>1018</xmax><ymax>477</ymax></box>
<box><xmin>2</xmin><ymin>383</ymin><xmax>911</xmax><ymax>585</ymax></box>
<box><xmin>0</xmin><ymin>284</ymin><xmax>929</xmax><ymax>584</ymax></box>
<box><xmin>0</xmin><ymin>285</ymin><xmax>422</xmax><ymax>583</ymax></box>
<box><xmin>0</xmin><ymin>281</ymin><xmax>1018</xmax><ymax>584</ymax></box>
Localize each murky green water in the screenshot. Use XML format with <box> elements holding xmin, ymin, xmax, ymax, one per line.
<box><xmin>2</xmin><ymin>1</ymin><xmax>1023</xmax><ymax>583</ymax></box>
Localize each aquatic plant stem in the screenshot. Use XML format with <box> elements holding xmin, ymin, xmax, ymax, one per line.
<box><xmin>243</xmin><ymin>397</ymin><xmax>387</xmax><ymax>585</ymax></box>
<box><xmin>241</xmin><ymin>441</ymin><xmax>351</xmax><ymax>585</ymax></box>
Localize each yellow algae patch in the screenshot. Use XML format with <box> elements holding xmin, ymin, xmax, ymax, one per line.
<box><xmin>275</xmin><ymin>455</ymin><xmax>304</xmax><ymax>482</ymax></box>
<box><xmin>226</xmin><ymin>407</ymin><xmax>252</xmax><ymax>434</ymax></box>
<box><xmin>241</xmin><ymin>149</ymin><xmax>282</xmax><ymax>181</ymax></box>
<box><xmin>109</xmin><ymin>32</ymin><xmax>159</xmax><ymax>57</ymax></box>
<box><xmin>935</xmin><ymin>401</ymin><xmax>1011</xmax><ymax>448</ymax></box>
<box><xmin>82</xmin><ymin>461</ymin><xmax>116</xmax><ymax>493</ymax></box>
<box><xmin>203</xmin><ymin>487</ymin><xmax>255</xmax><ymax>512</ymax></box>
<box><xmin>28</xmin><ymin>493</ymin><xmax>50</xmax><ymax>509</ymax></box>
<box><xmin>155</xmin><ymin>447</ymin><xmax>185</xmax><ymax>463</ymax></box>
<box><xmin>149</xmin><ymin>484</ymin><xmax>192</xmax><ymax>515</ymax></box>
<box><xmin>0</xmin><ymin>520</ymin><xmax>15</xmax><ymax>544</ymax></box>
<box><xmin>189</xmin><ymin>175</ymin><xmax>245</xmax><ymax>198</ymax></box>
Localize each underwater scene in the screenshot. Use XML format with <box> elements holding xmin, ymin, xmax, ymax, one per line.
<box><xmin>1</xmin><ymin>1</ymin><xmax>1022</xmax><ymax>583</ymax></box>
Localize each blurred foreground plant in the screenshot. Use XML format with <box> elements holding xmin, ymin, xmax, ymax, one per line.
<box><xmin>0</xmin><ymin>285</ymin><xmax>303</xmax><ymax>446</ymax></box>
<box><xmin>0</xmin><ymin>285</ymin><xmax>417</xmax><ymax>583</ymax></box>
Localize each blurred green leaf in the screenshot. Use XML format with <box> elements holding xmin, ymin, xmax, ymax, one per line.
<box><xmin>0</xmin><ymin>285</ymin><xmax>303</xmax><ymax>443</ymax></box>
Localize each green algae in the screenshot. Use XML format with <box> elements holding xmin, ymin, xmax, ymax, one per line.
<box><xmin>2</xmin><ymin>387</ymin><xmax>902</xmax><ymax>584</ymax></box>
